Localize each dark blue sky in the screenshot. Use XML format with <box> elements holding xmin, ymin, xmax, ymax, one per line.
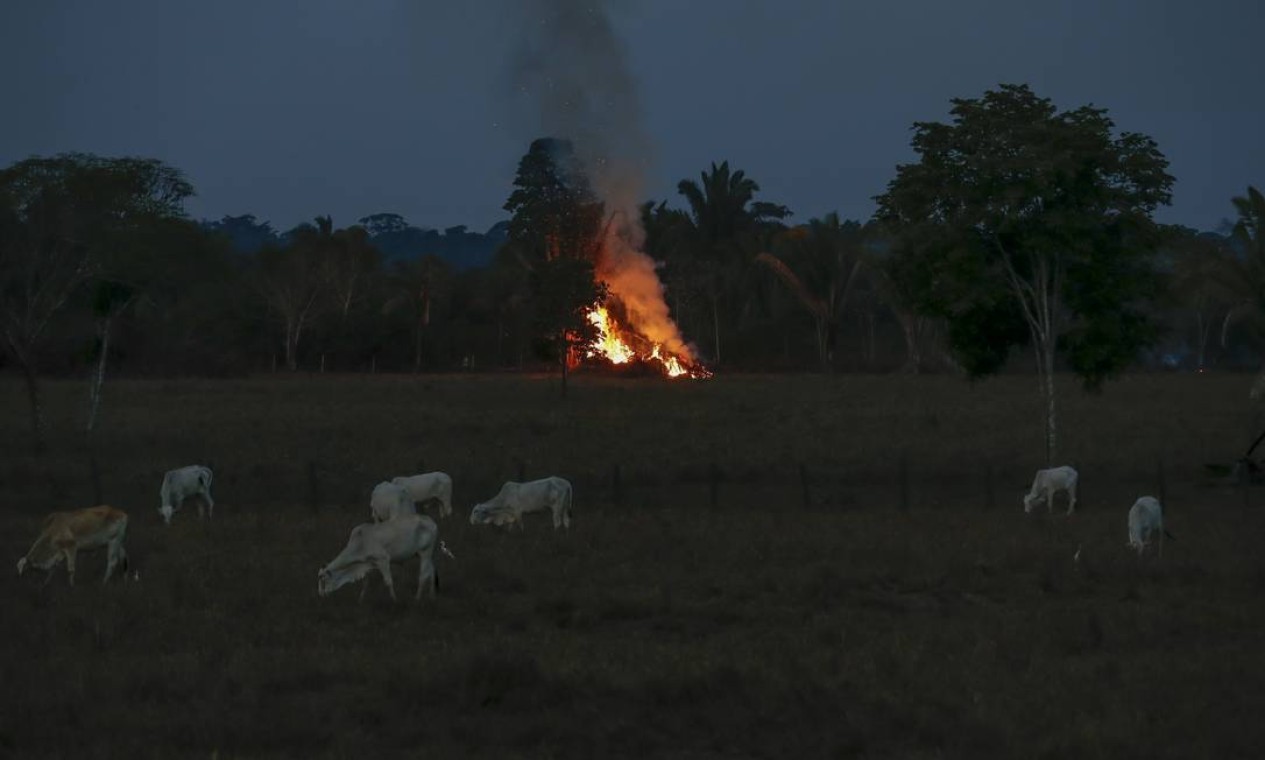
<box><xmin>3</xmin><ymin>0</ymin><xmax>1261</xmax><ymax>233</ymax></box>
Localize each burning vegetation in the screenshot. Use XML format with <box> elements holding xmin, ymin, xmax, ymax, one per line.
<box><xmin>581</xmin><ymin>303</ymin><xmax>710</xmax><ymax>379</ymax></box>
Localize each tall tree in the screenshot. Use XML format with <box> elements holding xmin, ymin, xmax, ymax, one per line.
<box><xmin>1163</xmin><ymin>227</ymin><xmax>1235</xmax><ymax>369</ymax></box>
<box><xmin>875</xmin><ymin>84</ymin><xmax>1173</xmax><ymax>463</ymax></box>
<box><xmin>384</xmin><ymin>253</ymin><xmax>451</xmax><ymax>372</ymax></box>
<box><xmin>0</xmin><ymin>153</ymin><xmax>193</xmax><ymax>452</ymax></box>
<box><xmin>253</xmin><ymin>216</ymin><xmax>335</xmax><ymax>371</ymax></box>
<box><xmin>676</xmin><ymin>161</ymin><xmax>791</xmax><ymax>364</ymax></box>
<box><xmin>531</xmin><ymin>257</ymin><xmax>607</xmax><ymax>397</ymax></box>
<box><xmin>504</xmin><ymin>138</ymin><xmax>606</xmax><ymax>265</ymax></box>
<box><xmin>1217</xmin><ymin>187</ymin><xmax>1265</xmax><ymax>373</ymax></box>
<box><xmin>756</xmin><ymin>213</ymin><xmax>867</xmax><ymax>372</ymax></box>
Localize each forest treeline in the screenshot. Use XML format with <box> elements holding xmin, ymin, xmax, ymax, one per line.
<box><xmin>2</xmin><ymin>84</ymin><xmax>1263</xmax><ymax>399</ymax></box>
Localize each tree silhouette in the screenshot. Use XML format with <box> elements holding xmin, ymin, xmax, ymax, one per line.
<box><xmin>0</xmin><ymin>153</ymin><xmax>192</xmax><ymax>451</ymax></box>
<box><xmin>676</xmin><ymin>161</ymin><xmax>790</xmax><ymax>364</ymax></box>
<box><xmin>504</xmin><ymin>138</ymin><xmax>605</xmax><ymax>265</ymax></box>
<box><xmin>756</xmin><ymin>213</ymin><xmax>867</xmax><ymax>372</ymax></box>
<box><xmin>876</xmin><ymin>84</ymin><xmax>1173</xmax><ymax>463</ymax></box>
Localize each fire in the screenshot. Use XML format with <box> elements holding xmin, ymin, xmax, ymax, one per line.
<box><xmin>584</xmin><ymin>305</ymin><xmax>710</xmax><ymax>379</ymax></box>
<box><xmin>586</xmin><ymin>307</ymin><xmax>635</xmax><ymax>365</ymax></box>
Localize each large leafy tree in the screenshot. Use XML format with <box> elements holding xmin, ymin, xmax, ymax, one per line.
<box><xmin>504</xmin><ymin>138</ymin><xmax>611</xmax><ymax>394</ymax></box>
<box><xmin>875</xmin><ymin>84</ymin><xmax>1173</xmax><ymax>463</ymax></box>
<box><xmin>503</xmin><ymin>137</ymin><xmax>606</xmax><ymax>265</ymax></box>
<box><xmin>532</xmin><ymin>257</ymin><xmax>607</xmax><ymax>397</ymax></box>
<box><xmin>676</xmin><ymin>161</ymin><xmax>790</xmax><ymax>364</ymax></box>
<box><xmin>0</xmin><ymin>153</ymin><xmax>193</xmax><ymax>451</ymax></box>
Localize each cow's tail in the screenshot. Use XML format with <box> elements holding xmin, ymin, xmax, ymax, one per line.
<box><xmin>200</xmin><ymin>467</ymin><xmax>213</xmax><ymax>490</ymax></box>
<box><xmin>1164</xmin><ymin>529</ymin><xmax>1177</xmax><ymax>541</ymax></box>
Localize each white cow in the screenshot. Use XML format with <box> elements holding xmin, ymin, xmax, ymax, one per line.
<box><xmin>391</xmin><ymin>472</ymin><xmax>454</xmax><ymax>518</ymax></box>
<box><xmin>159</xmin><ymin>465</ymin><xmax>214</xmax><ymax>525</ymax></box>
<box><xmin>1127</xmin><ymin>496</ymin><xmax>1169</xmax><ymax>557</ymax></box>
<box><xmin>1023</xmin><ymin>465</ymin><xmax>1078</xmax><ymax>515</ymax></box>
<box><xmin>470</xmin><ymin>476</ymin><xmax>572</xmax><ymax>531</ymax></box>
<box><xmin>17</xmin><ymin>505</ymin><xmax>130</xmax><ymax>586</ymax></box>
<box><xmin>317</xmin><ymin>514</ymin><xmax>445</xmax><ymax>602</ymax></box>
<box><xmin>370</xmin><ymin>481</ymin><xmax>416</xmax><ymax>523</ymax></box>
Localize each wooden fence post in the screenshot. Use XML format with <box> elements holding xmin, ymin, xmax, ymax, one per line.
<box><xmin>1156</xmin><ymin>455</ymin><xmax>1167</xmax><ymax>509</ymax></box>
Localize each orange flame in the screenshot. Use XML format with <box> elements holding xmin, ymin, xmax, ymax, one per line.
<box><xmin>586</xmin><ymin>307</ymin><xmax>635</xmax><ymax>365</ymax></box>
<box><xmin>584</xmin><ymin>305</ymin><xmax>710</xmax><ymax>379</ymax></box>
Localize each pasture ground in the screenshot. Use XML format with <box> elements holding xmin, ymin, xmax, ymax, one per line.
<box><xmin>2</xmin><ymin>372</ymin><xmax>1264</xmax><ymax>758</ymax></box>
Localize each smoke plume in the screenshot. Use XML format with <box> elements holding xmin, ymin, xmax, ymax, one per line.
<box><xmin>511</xmin><ymin>0</ymin><xmax>696</xmax><ymax>361</ymax></box>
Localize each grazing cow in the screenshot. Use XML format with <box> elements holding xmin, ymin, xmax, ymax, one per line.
<box><xmin>1127</xmin><ymin>496</ymin><xmax>1172</xmax><ymax>557</ymax></box>
<box><xmin>17</xmin><ymin>505</ymin><xmax>129</xmax><ymax>586</ymax></box>
<box><xmin>370</xmin><ymin>481</ymin><xmax>417</xmax><ymax>523</ymax></box>
<box><xmin>1023</xmin><ymin>465</ymin><xmax>1079</xmax><ymax>515</ymax></box>
<box><xmin>391</xmin><ymin>472</ymin><xmax>454</xmax><ymax>518</ymax></box>
<box><xmin>470</xmin><ymin>476</ymin><xmax>572</xmax><ymax>531</ymax></box>
<box><xmin>159</xmin><ymin>465</ymin><xmax>214</xmax><ymax>525</ymax></box>
<box><xmin>317</xmin><ymin>514</ymin><xmax>444</xmax><ymax>602</ymax></box>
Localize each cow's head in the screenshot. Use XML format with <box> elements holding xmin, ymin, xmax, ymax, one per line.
<box><xmin>158</xmin><ymin>504</ymin><xmax>175</xmax><ymax>525</ymax></box>
<box><xmin>469</xmin><ymin>503</ymin><xmax>489</xmax><ymax>525</ymax></box>
<box><xmin>317</xmin><ymin>566</ymin><xmax>336</xmax><ymax>597</ymax></box>
<box><xmin>317</xmin><ymin>563</ymin><xmax>363</xmax><ymax>597</ymax></box>
<box><xmin>1022</xmin><ymin>493</ymin><xmax>1039</xmax><ymax>514</ymax></box>
<box><xmin>16</xmin><ymin>557</ymin><xmax>27</xmax><ymax>576</ymax></box>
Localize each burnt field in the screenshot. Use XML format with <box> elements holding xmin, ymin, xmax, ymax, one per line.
<box><xmin>2</xmin><ymin>372</ymin><xmax>1264</xmax><ymax>758</ymax></box>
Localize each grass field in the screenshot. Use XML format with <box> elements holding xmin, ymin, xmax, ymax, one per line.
<box><xmin>2</xmin><ymin>371</ymin><xmax>1264</xmax><ymax>758</ymax></box>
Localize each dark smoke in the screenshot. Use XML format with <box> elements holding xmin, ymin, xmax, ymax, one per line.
<box><xmin>508</xmin><ymin>0</ymin><xmax>697</xmax><ymax>362</ymax></box>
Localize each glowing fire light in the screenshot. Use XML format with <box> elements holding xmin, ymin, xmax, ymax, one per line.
<box><xmin>586</xmin><ymin>307</ymin><xmax>635</xmax><ymax>365</ymax></box>
<box><xmin>584</xmin><ymin>306</ymin><xmax>710</xmax><ymax>379</ymax></box>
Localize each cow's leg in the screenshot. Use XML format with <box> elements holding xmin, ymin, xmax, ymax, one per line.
<box><xmin>64</xmin><ymin>549</ymin><xmax>77</xmax><ymax>586</ymax></box>
<box><xmin>375</xmin><ymin>558</ymin><xmax>396</xmax><ymax>602</ymax></box>
<box><xmin>1067</xmin><ymin>484</ymin><xmax>1076</xmax><ymax>515</ymax></box>
<box><xmin>1046</xmin><ymin>489</ymin><xmax>1054</xmax><ymax>515</ymax></box>
<box><xmin>104</xmin><ymin>542</ymin><xmax>119</xmax><ymax>583</ymax></box>
<box><xmin>104</xmin><ymin>540</ymin><xmax>127</xmax><ymax>582</ymax></box>
<box><xmin>205</xmin><ymin>491</ymin><xmax>214</xmax><ymax>520</ymax></box>
<box><xmin>416</xmin><ymin>555</ymin><xmax>436</xmax><ymax>600</ymax></box>
<box><xmin>358</xmin><ymin>576</ymin><xmax>370</xmax><ymax>603</ymax></box>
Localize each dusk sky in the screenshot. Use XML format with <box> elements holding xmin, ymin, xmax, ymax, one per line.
<box><xmin>3</xmin><ymin>0</ymin><xmax>1261</xmax><ymax>235</ymax></box>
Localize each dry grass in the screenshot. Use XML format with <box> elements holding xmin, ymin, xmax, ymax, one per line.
<box><xmin>1</xmin><ymin>371</ymin><xmax>1263</xmax><ymax>758</ymax></box>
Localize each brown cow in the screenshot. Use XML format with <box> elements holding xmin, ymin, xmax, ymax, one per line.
<box><xmin>16</xmin><ymin>505</ymin><xmax>130</xmax><ymax>586</ymax></box>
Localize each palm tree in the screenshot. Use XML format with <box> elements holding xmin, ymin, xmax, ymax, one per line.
<box><xmin>755</xmin><ymin>213</ymin><xmax>866</xmax><ymax>372</ymax></box>
<box><xmin>676</xmin><ymin>161</ymin><xmax>790</xmax><ymax>363</ymax></box>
